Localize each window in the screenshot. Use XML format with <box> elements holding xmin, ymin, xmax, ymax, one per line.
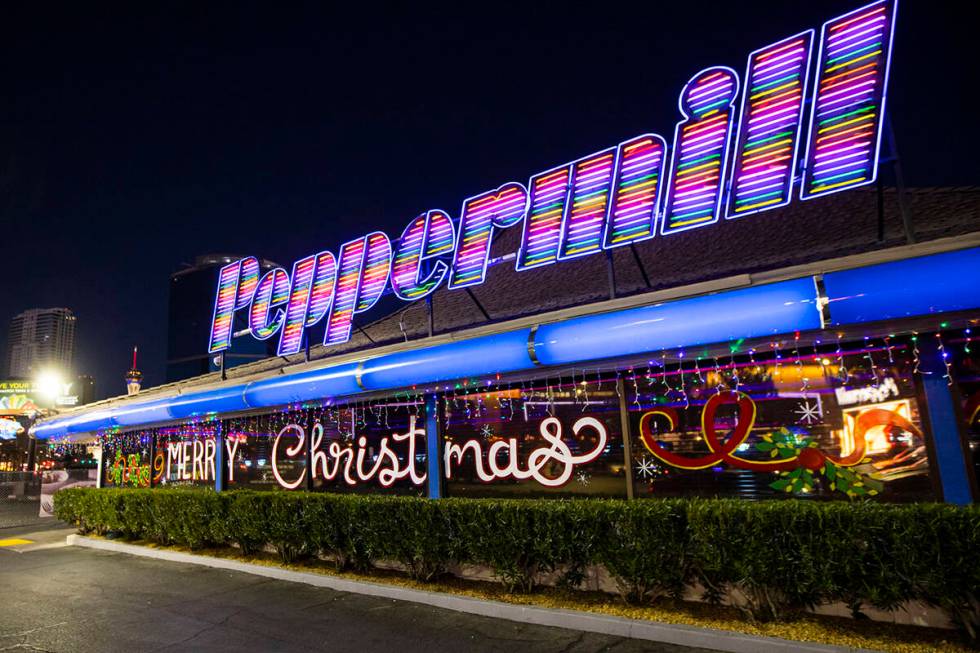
<box><xmin>153</xmin><ymin>422</ymin><xmax>222</xmax><ymax>487</ymax></box>
<box><xmin>443</xmin><ymin>379</ymin><xmax>628</xmax><ymax>498</ymax></box>
<box><xmin>102</xmin><ymin>431</ymin><xmax>152</xmax><ymax>488</ymax></box>
<box><xmin>626</xmin><ymin>337</ymin><xmax>934</xmax><ymax>501</ymax></box>
<box><xmin>950</xmin><ymin>328</ymin><xmax>980</xmax><ymax>491</ymax></box>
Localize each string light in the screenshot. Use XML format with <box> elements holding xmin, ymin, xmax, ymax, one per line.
<box><xmin>630</xmin><ymin>367</ymin><xmax>641</xmax><ymax>409</ymax></box>
<box><xmin>678</xmin><ymin>353</ymin><xmax>690</xmax><ymax>409</ymax></box>
<box><xmin>936</xmin><ymin>332</ymin><xmax>953</xmax><ymax>386</ymax></box>
<box><xmin>911</xmin><ymin>332</ymin><xmax>921</xmax><ymax>375</ymax></box>
<box><xmin>864</xmin><ymin>336</ymin><xmax>879</xmax><ymax>387</ymax></box>
<box><xmin>836</xmin><ymin>332</ymin><xmax>849</xmax><ymax>383</ymax></box>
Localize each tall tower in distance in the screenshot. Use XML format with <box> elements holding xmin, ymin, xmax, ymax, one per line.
<box><xmin>4</xmin><ymin>308</ymin><xmax>76</xmax><ymax>378</ymax></box>
<box><xmin>166</xmin><ymin>255</ymin><xmax>280</xmax><ymax>383</ymax></box>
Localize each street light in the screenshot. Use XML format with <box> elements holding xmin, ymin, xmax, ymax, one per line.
<box><xmin>35</xmin><ymin>369</ymin><xmax>66</xmax><ymax>400</ymax></box>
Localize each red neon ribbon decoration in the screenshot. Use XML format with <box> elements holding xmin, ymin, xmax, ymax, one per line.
<box><xmin>638</xmin><ymin>392</ymin><xmax>922</xmax><ymax>472</ymax></box>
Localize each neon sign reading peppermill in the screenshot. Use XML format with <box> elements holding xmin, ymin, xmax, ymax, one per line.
<box><xmin>209</xmin><ymin>0</ymin><xmax>897</xmax><ymax>355</ymax></box>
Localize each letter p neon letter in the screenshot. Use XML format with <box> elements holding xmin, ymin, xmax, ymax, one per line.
<box><xmin>325</xmin><ymin>232</ymin><xmax>392</xmax><ymax>345</ymax></box>
<box><xmin>208</xmin><ymin>256</ymin><xmax>260</xmax><ymax>353</ymax></box>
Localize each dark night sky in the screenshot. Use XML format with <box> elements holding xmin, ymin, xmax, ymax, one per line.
<box><xmin>1</xmin><ymin>1</ymin><xmax>976</xmax><ymax>399</ymax></box>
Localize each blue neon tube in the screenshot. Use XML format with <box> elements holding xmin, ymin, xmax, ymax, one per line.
<box><xmin>243</xmin><ymin>361</ymin><xmax>362</xmax><ymax>407</ymax></box>
<box><xmin>823</xmin><ymin>247</ymin><xmax>980</xmax><ymax>325</ymax></box>
<box><xmin>358</xmin><ymin>330</ymin><xmax>533</xmax><ymax>390</ymax></box>
<box><xmin>532</xmin><ymin>279</ymin><xmax>822</xmax><ymax>366</ymax></box>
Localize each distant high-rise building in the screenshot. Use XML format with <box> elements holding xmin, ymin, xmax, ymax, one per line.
<box><xmin>166</xmin><ymin>255</ymin><xmax>280</xmax><ymax>383</ymax></box>
<box><xmin>4</xmin><ymin>308</ymin><xmax>76</xmax><ymax>378</ymax></box>
<box><xmin>75</xmin><ymin>374</ymin><xmax>96</xmax><ymax>405</ymax></box>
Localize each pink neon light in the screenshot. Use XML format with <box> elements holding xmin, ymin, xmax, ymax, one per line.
<box><xmin>727</xmin><ymin>31</ymin><xmax>813</xmax><ymax>219</ymax></box>
<box><xmin>802</xmin><ymin>0</ymin><xmax>896</xmax><ymax>199</ymax></box>
<box><xmin>249</xmin><ymin>267</ymin><xmax>291</xmax><ymax>340</ymax></box>
<box><xmin>392</xmin><ymin>209</ymin><xmax>456</xmax><ymax>300</ymax></box>
<box><xmin>449</xmin><ymin>183</ymin><xmax>528</xmax><ymax>289</ymax></box>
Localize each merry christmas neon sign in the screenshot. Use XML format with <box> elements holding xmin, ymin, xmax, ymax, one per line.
<box><xmin>209</xmin><ymin>0</ymin><xmax>897</xmax><ymax>356</ymax></box>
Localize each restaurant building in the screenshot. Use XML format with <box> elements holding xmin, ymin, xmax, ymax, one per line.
<box><xmin>33</xmin><ymin>0</ymin><xmax>980</xmax><ymax>505</ymax></box>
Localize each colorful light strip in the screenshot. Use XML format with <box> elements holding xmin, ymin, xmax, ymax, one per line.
<box><xmin>602</xmin><ymin>134</ymin><xmax>666</xmax><ymax>248</ymax></box>
<box><xmin>278</xmin><ymin>255</ymin><xmax>315</xmax><ymax>355</ymax></box>
<box><xmin>727</xmin><ymin>31</ymin><xmax>814</xmax><ymax>218</ymax></box>
<box><xmin>449</xmin><ymin>183</ymin><xmax>528</xmax><ymax>289</ymax></box>
<box><xmin>277</xmin><ymin>251</ymin><xmax>337</xmax><ymax>356</ymax></box>
<box><xmin>356</xmin><ymin>232</ymin><xmax>392</xmax><ymax>312</ymax></box>
<box><xmin>801</xmin><ymin>0</ymin><xmax>896</xmax><ymax>200</ymax></box>
<box><xmin>208</xmin><ymin>256</ymin><xmax>259</xmax><ymax>353</ymax></box>
<box><xmin>325</xmin><ymin>238</ymin><xmax>366</xmax><ymax>345</ymax></box>
<box><xmin>516</xmin><ymin>165</ymin><xmax>572</xmax><ymax>270</ymax></box>
<box><xmin>325</xmin><ymin>232</ymin><xmax>392</xmax><ymax>346</ymax></box>
<box><xmin>306</xmin><ymin>251</ymin><xmax>338</xmax><ymax>328</ymax></box>
<box><xmin>392</xmin><ymin>210</ymin><xmax>456</xmax><ymax>300</ymax></box>
<box><xmin>249</xmin><ymin>268</ymin><xmax>290</xmax><ymax>340</ymax></box>
<box><xmin>558</xmin><ymin>148</ymin><xmax>616</xmax><ymax>260</ymax></box>
<box><xmin>662</xmin><ymin>67</ymin><xmax>739</xmax><ymax>235</ymax></box>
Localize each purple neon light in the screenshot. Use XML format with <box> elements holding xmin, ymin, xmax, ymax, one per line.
<box><xmin>662</xmin><ymin>67</ymin><xmax>739</xmax><ymax>234</ymax></box>
<box><xmin>603</xmin><ymin>134</ymin><xmax>666</xmax><ymax>248</ymax></box>
<box><xmin>801</xmin><ymin>0</ymin><xmax>897</xmax><ymax>199</ymax></box>
<box><xmin>727</xmin><ymin>31</ymin><xmax>814</xmax><ymax>218</ymax></box>
<box><xmin>449</xmin><ymin>183</ymin><xmax>529</xmax><ymax>289</ymax></box>
<box><xmin>516</xmin><ymin>165</ymin><xmax>571</xmax><ymax>270</ymax></box>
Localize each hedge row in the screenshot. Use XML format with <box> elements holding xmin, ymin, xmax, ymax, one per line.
<box><xmin>54</xmin><ymin>488</ymin><xmax>980</xmax><ymax>638</ymax></box>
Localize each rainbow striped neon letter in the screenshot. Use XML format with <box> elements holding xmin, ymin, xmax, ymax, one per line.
<box><xmin>557</xmin><ymin>148</ymin><xmax>617</xmax><ymax>260</ymax></box>
<box><xmin>516</xmin><ymin>165</ymin><xmax>572</xmax><ymax>270</ymax></box>
<box><xmin>662</xmin><ymin>67</ymin><xmax>739</xmax><ymax>234</ymax></box>
<box><xmin>801</xmin><ymin>0</ymin><xmax>897</xmax><ymax>199</ymax></box>
<box><xmin>325</xmin><ymin>232</ymin><xmax>392</xmax><ymax>345</ymax></box>
<box><xmin>727</xmin><ymin>31</ymin><xmax>814</xmax><ymax>218</ymax></box>
<box><xmin>449</xmin><ymin>183</ymin><xmax>528</xmax><ymax>289</ymax></box>
<box><xmin>277</xmin><ymin>251</ymin><xmax>337</xmax><ymax>356</ymax></box>
<box><xmin>392</xmin><ymin>210</ymin><xmax>456</xmax><ymax>300</ymax></box>
<box><xmin>249</xmin><ymin>268</ymin><xmax>291</xmax><ymax>340</ymax></box>
<box><xmin>208</xmin><ymin>256</ymin><xmax>260</xmax><ymax>353</ymax></box>
<box><xmin>602</xmin><ymin>134</ymin><xmax>667</xmax><ymax>248</ymax></box>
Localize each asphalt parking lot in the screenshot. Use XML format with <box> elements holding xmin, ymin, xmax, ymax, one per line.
<box><xmin>0</xmin><ymin>523</ymin><xmax>715</xmax><ymax>653</ymax></box>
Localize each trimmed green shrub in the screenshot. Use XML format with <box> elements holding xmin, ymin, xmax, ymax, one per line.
<box><xmin>688</xmin><ymin>499</ymin><xmax>836</xmax><ymax>621</ymax></box>
<box><xmin>224</xmin><ymin>491</ymin><xmax>271</xmax><ymax>555</ymax></box>
<box><xmin>449</xmin><ymin>499</ymin><xmax>577</xmax><ymax>592</ymax></box>
<box><xmin>52</xmin><ymin>488</ymin><xmax>980</xmax><ymax>641</ymax></box>
<box><xmin>597</xmin><ymin>499</ymin><xmax>689</xmax><ymax>604</ymax></box>
<box><xmin>369</xmin><ymin>496</ymin><xmax>453</xmax><ymax>581</ymax></box>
